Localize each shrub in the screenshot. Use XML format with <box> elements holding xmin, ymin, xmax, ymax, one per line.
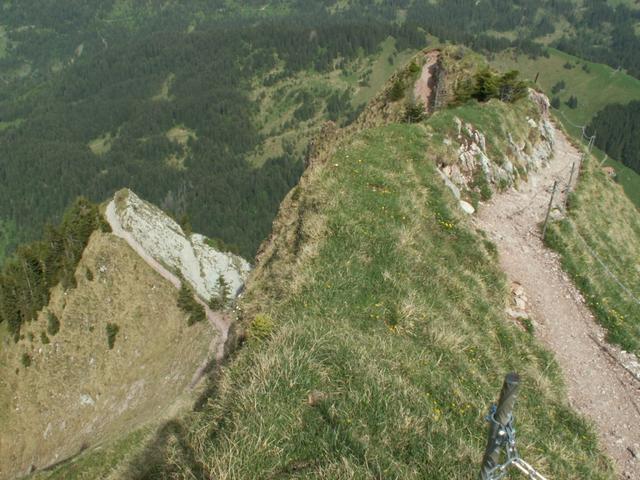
<box><xmin>471</xmin><ymin>169</ymin><xmax>493</xmax><ymax>201</ymax></box>
<box><xmin>106</xmin><ymin>323</ymin><xmax>119</xmax><ymax>349</ymax></box>
<box><xmin>47</xmin><ymin>312</ymin><xmax>60</xmax><ymax>336</ymax></box>
<box><xmin>404</xmin><ymin>102</ymin><xmax>426</xmax><ymax>123</ymax></box>
<box><xmin>455</xmin><ymin>69</ymin><xmax>527</xmax><ymax>104</ymax></box>
<box><xmin>40</xmin><ymin>331</ymin><xmax>50</xmax><ymax>344</ymax></box>
<box><xmin>177</xmin><ymin>281</ymin><xmax>206</xmax><ymax>325</ymax></box>
<box><xmin>566</xmin><ymin>95</ymin><xmax>578</xmax><ymax>109</ymax></box>
<box><xmin>209</xmin><ymin>276</ymin><xmax>230</xmax><ymax>310</ymax></box>
<box><xmin>551</xmin><ymin>96</ymin><xmax>561</xmax><ymax>109</ymax></box>
<box><xmin>387</xmin><ymin>79</ymin><xmax>405</xmax><ymax>102</ymax></box>
<box><xmin>551</xmin><ymin>80</ymin><xmax>566</xmax><ymax>94</ymax></box>
<box><xmin>408</xmin><ymin>62</ymin><xmax>420</xmax><ymax>74</ymax></box>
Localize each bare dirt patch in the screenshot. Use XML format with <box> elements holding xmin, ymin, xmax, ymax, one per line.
<box><xmin>475</xmin><ymin>126</ymin><xmax>640</xmax><ymax>479</ymax></box>
<box><xmin>413</xmin><ymin>50</ymin><xmax>440</xmax><ymax>112</ymax></box>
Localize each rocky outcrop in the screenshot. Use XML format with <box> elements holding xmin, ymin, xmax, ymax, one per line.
<box><xmin>438</xmin><ymin>90</ymin><xmax>555</xmax><ymax>209</ymax></box>
<box><xmin>110</xmin><ymin>189</ymin><xmax>251</xmax><ymax>302</ymax></box>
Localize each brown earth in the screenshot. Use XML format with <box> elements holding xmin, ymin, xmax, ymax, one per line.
<box><xmin>413</xmin><ymin>50</ymin><xmax>440</xmax><ymax>112</ymax></box>
<box><xmin>475</xmin><ymin>125</ymin><xmax>640</xmax><ymax>479</ymax></box>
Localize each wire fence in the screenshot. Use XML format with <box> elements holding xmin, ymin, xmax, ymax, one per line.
<box><xmin>562</xmin><ymin>216</ymin><xmax>640</xmax><ymax>306</ymax></box>
<box><xmin>546</xmin><ymin>118</ymin><xmax>640</xmax><ymax>306</ymax></box>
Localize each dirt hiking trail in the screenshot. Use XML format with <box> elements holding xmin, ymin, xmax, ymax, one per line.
<box><xmin>105</xmin><ymin>201</ymin><xmax>229</xmax><ymax>389</ymax></box>
<box><xmin>475</xmin><ymin>126</ymin><xmax>640</xmax><ymax>479</ymax></box>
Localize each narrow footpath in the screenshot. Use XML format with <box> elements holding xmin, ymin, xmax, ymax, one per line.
<box><xmin>105</xmin><ymin>201</ymin><xmax>229</xmax><ymax>389</ymax></box>
<box><xmin>474</xmin><ymin>126</ymin><xmax>640</xmax><ymax>479</ymax></box>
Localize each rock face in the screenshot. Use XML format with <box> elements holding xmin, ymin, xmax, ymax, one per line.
<box><xmin>111</xmin><ymin>189</ymin><xmax>251</xmax><ymax>301</ymax></box>
<box><xmin>442</xmin><ymin>94</ymin><xmax>555</xmax><ymax>194</ymax></box>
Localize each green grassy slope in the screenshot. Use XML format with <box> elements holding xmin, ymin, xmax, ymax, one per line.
<box><xmin>122</xmin><ymin>122</ymin><xmax>612</xmax><ymax>479</ymax></box>
<box><xmin>247</xmin><ymin>36</ymin><xmax>418</xmax><ymax>168</ymax></box>
<box><xmin>491</xmin><ymin>48</ymin><xmax>640</xmax><ymax>207</ymax></box>
<box><xmin>492</xmin><ymin>48</ymin><xmax>640</xmax><ymax>129</ymax></box>
<box><xmin>545</xmin><ymin>157</ymin><xmax>640</xmax><ymax>355</ymax></box>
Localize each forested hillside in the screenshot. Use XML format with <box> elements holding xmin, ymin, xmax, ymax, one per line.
<box><xmin>588</xmin><ymin>101</ymin><xmax>640</xmax><ymax>174</ymax></box>
<box><xmin>2</xmin><ymin>0</ymin><xmax>640</xmax><ymax>262</ymax></box>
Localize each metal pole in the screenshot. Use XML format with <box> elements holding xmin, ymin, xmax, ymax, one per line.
<box><xmin>542</xmin><ymin>180</ymin><xmax>558</xmax><ymax>240</ymax></box>
<box><xmin>479</xmin><ymin>373</ymin><xmax>521</xmax><ymax>480</ymax></box>
<box><xmin>567</xmin><ymin>162</ymin><xmax>576</xmax><ymax>193</ymax></box>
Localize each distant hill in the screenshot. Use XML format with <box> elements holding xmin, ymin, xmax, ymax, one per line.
<box><xmin>3</xmin><ymin>0</ymin><xmax>640</xmax><ymax>265</ymax></box>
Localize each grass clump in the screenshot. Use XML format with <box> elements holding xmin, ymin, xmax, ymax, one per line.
<box><xmin>125</xmin><ymin>123</ymin><xmax>612</xmax><ymax>479</ymax></box>
<box><xmin>247</xmin><ymin>313</ymin><xmax>274</xmax><ymax>341</ymax></box>
<box><xmin>545</xmin><ymin>157</ymin><xmax>640</xmax><ymax>355</ymax></box>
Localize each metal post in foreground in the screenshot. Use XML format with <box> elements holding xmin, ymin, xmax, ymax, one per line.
<box><xmin>542</xmin><ymin>180</ymin><xmax>558</xmax><ymax>240</ymax></box>
<box><xmin>478</xmin><ymin>373</ymin><xmax>521</xmax><ymax>480</ymax></box>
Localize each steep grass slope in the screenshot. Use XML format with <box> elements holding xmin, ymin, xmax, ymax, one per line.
<box><xmin>0</xmin><ymin>231</ymin><xmax>212</xmax><ymax>480</ymax></box>
<box><xmin>545</xmin><ymin>156</ymin><xmax>640</xmax><ymax>355</ymax></box>
<box><xmin>122</xmin><ymin>122</ymin><xmax>612</xmax><ymax>479</ymax></box>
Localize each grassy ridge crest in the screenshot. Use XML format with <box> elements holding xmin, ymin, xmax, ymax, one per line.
<box><xmin>120</xmin><ymin>120</ymin><xmax>612</xmax><ymax>479</ymax></box>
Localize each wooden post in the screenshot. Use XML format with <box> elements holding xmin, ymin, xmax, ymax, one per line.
<box><xmin>479</xmin><ymin>373</ymin><xmax>521</xmax><ymax>480</ymax></box>
<box><xmin>542</xmin><ymin>180</ymin><xmax>558</xmax><ymax>240</ymax></box>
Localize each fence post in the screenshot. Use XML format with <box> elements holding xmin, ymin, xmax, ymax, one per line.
<box><xmin>600</xmin><ymin>153</ymin><xmax>608</xmax><ymax>167</ymax></box>
<box><xmin>478</xmin><ymin>373</ymin><xmax>521</xmax><ymax>480</ymax></box>
<box><xmin>567</xmin><ymin>161</ymin><xmax>576</xmax><ymax>191</ymax></box>
<box><xmin>542</xmin><ymin>180</ymin><xmax>558</xmax><ymax>240</ymax></box>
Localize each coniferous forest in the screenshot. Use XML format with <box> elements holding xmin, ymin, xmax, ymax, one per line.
<box><xmin>588</xmin><ymin>101</ymin><xmax>640</xmax><ymax>174</ymax></box>
<box><xmin>1</xmin><ymin>0</ymin><xmax>640</xmax><ymax>265</ymax></box>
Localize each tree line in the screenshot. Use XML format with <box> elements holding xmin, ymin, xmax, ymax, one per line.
<box><xmin>588</xmin><ymin>101</ymin><xmax>640</xmax><ymax>174</ymax></box>
<box><xmin>0</xmin><ymin>198</ymin><xmax>109</xmax><ymax>340</ymax></box>
<box><xmin>2</xmin><ymin>0</ymin><xmax>640</xmax><ymax>265</ymax></box>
